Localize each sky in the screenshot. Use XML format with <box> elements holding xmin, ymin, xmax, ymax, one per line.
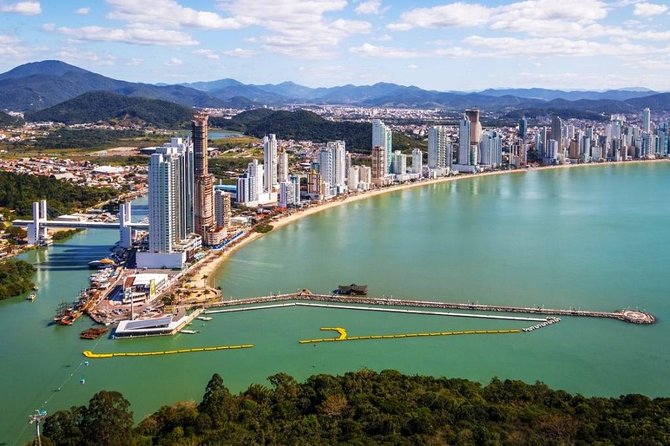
<box><xmin>0</xmin><ymin>0</ymin><xmax>669</xmax><ymax>91</ymax></box>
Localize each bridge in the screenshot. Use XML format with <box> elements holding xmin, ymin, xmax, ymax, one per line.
<box><xmin>12</xmin><ymin>200</ymin><xmax>148</xmax><ymax>247</ymax></box>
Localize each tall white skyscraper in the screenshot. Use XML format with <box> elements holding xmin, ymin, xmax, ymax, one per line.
<box><xmin>147</xmin><ymin>151</ymin><xmax>178</xmax><ymax>254</ymax></box>
<box><xmin>213</xmin><ymin>190</ymin><xmax>231</xmax><ymax>228</ymax></box>
<box><xmin>347</xmin><ymin>165</ymin><xmax>360</xmax><ymax>190</ymax></box>
<box><xmin>458</xmin><ymin>115</ymin><xmax>471</xmax><ymax>165</ymax></box>
<box><xmin>480</xmin><ymin>131</ymin><xmax>502</xmax><ymax>167</ymax></box>
<box><xmin>411</xmin><ymin>148</ymin><xmax>423</xmax><ymax>174</ymax></box>
<box><xmin>247</xmin><ymin>159</ymin><xmax>264</xmax><ymax>202</ymax></box>
<box><xmin>278</xmin><ymin>149</ymin><xmax>289</xmax><ymax>184</ymax></box>
<box><xmin>263</xmin><ymin>134</ymin><xmax>278</xmax><ymax>193</ymax></box>
<box><xmin>428</xmin><ymin>126</ymin><xmax>449</xmax><ymax>169</ymax></box>
<box><xmin>372</xmin><ymin>119</ymin><xmax>392</xmax><ymax>174</ymax></box>
<box><xmin>392</xmin><ymin>150</ymin><xmax>406</xmax><ymax>174</ymax></box>
<box><xmin>642</xmin><ymin>108</ymin><xmax>651</xmax><ymax>133</ymax></box>
<box><xmin>318</xmin><ymin>147</ymin><xmax>334</xmax><ymax>191</ymax></box>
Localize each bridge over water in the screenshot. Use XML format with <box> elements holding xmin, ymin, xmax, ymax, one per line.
<box><xmin>12</xmin><ymin>200</ymin><xmax>147</xmax><ymax>247</ymax></box>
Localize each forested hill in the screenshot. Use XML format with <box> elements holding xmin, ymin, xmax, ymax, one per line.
<box><xmin>211</xmin><ymin>109</ymin><xmax>424</xmax><ymax>153</ymax></box>
<box><xmin>0</xmin><ymin>111</ymin><xmax>24</xmax><ymax>128</ymax></box>
<box><xmin>26</xmin><ymin>91</ymin><xmax>195</xmax><ymax>128</ymax></box>
<box><xmin>0</xmin><ymin>171</ymin><xmax>116</xmax><ymax>218</ymax></box>
<box><xmin>42</xmin><ymin>370</ymin><xmax>670</xmax><ymax>445</ymax></box>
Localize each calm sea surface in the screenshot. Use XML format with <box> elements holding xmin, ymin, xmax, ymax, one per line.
<box><xmin>2</xmin><ymin>163</ymin><xmax>669</xmax><ymax>443</ymax></box>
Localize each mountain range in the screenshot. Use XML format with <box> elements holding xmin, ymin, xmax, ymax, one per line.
<box><xmin>0</xmin><ymin>61</ymin><xmax>668</xmax><ymax>117</ymax></box>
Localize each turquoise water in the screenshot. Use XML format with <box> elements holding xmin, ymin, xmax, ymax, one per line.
<box><xmin>2</xmin><ymin>163</ymin><xmax>669</xmax><ymax>443</ymax></box>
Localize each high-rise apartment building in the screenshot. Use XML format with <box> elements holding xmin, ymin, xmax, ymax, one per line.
<box><xmin>372</xmin><ymin>119</ymin><xmax>392</xmax><ymax>174</ymax></box>
<box><xmin>428</xmin><ymin>126</ymin><xmax>449</xmax><ymax>169</ymax></box>
<box><xmin>263</xmin><ymin>134</ymin><xmax>278</xmax><ymax>193</ymax></box>
<box><xmin>213</xmin><ymin>190</ymin><xmax>231</xmax><ymax>228</ymax></box>
<box><xmin>551</xmin><ymin>115</ymin><xmax>563</xmax><ymax>151</ymax></box>
<box><xmin>411</xmin><ymin>148</ymin><xmax>423</xmax><ymax>174</ymax></box>
<box><xmin>518</xmin><ymin>116</ymin><xmax>527</xmax><ymax>139</ymax></box>
<box><xmin>642</xmin><ymin>108</ymin><xmax>651</xmax><ymax>133</ymax></box>
<box><xmin>458</xmin><ymin>115</ymin><xmax>471</xmax><ymax>165</ymax></box>
<box><xmin>278</xmin><ymin>149</ymin><xmax>289</xmax><ymax>184</ymax></box>
<box><xmin>193</xmin><ymin>114</ymin><xmax>214</xmax><ymax>239</ymax></box>
<box><xmin>371</xmin><ymin>146</ymin><xmax>386</xmax><ymax>186</ymax></box>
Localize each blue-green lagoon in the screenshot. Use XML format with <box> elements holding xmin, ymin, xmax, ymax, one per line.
<box><xmin>2</xmin><ymin>163</ymin><xmax>669</xmax><ymax>443</ymax></box>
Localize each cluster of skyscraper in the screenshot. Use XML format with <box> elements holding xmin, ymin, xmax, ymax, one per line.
<box><xmin>138</xmin><ymin>114</ymin><xmax>231</xmax><ymax>269</ymax></box>
<box><xmin>425</xmin><ymin>109</ymin><xmax>502</xmax><ymax>177</ymax></box>
<box><xmin>532</xmin><ymin>108</ymin><xmax>670</xmax><ymax>164</ymax></box>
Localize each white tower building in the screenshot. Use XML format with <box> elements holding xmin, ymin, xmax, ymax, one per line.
<box><xmin>263</xmin><ymin>134</ymin><xmax>278</xmax><ymax>192</ymax></box>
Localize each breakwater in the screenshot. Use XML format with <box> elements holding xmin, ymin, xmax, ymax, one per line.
<box><xmin>205</xmin><ymin>291</ymin><xmax>655</xmax><ymax>324</ymax></box>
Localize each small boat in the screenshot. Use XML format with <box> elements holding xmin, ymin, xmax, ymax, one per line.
<box><xmin>196</xmin><ymin>316</ymin><xmax>212</xmax><ymax>321</ymax></box>
<box><xmin>180</xmin><ymin>329</ymin><xmax>199</xmax><ymax>334</ymax></box>
<box><xmin>88</xmin><ymin>258</ymin><xmax>116</xmax><ymax>269</ymax></box>
<box><xmin>27</xmin><ymin>292</ymin><xmax>37</xmax><ymax>302</ymax></box>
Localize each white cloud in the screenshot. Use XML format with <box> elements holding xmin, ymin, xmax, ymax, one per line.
<box><xmin>633</xmin><ymin>2</ymin><xmax>669</xmax><ymax>16</ymax></box>
<box><xmin>194</xmin><ymin>48</ymin><xmax>220</xmax><ymax>59</ymax></box>
<box><xmin>355</xmin><ymin>0</ymin><xmax>382</xmax><ymax>15</ymax></box>
<box><xmin>126</xmin><ymin>58</ymin><xmax>144</xmax><ymax>66</ymax></box>
<box><xmin>388</xmin><ymin>2</ymin><xmax>491</xmax><ymax>31</ymax></box>
<box><xmin>218</xmin><ymin>0</ymin><xmax>371</xmax><ymax>57</ymax></box>
<box><xmin>106</xmin><ymin>0</ymin><xmax>243</xmax><ymax>29</ymax></box>
<box><xmin>407</xmin><ymin>63</ymin><xmax>418</xmax><ymax>69</ymax></box>
<box><xmin>388</xmin><ymin>0</ymin><xmax>608</xmax><ymax>35</ymax></box>
<box><xmin>0</xmin><ymin>1</ymin><xmax>41</xmax><ymax>15</ymax></box>
<box><xmin>165</xmin><ymin>57</ymin><xmax>183</xmax><ymax>66</ymax></box>
<box><xmin>460</xmin><ymin>35</ymin><xmax>647</xmax><ymax>57</ymax></box>
<box><xmin>46</xmin><ymin>24</ymin><xmax>198</xmax><ymax>46</ymax></box>
<box><xmin>224</xmin><ymin>48</ymin><xmax>257</xmax><ymax>58</ymax></box>
<box><xmin>350</xmin><ymin>43</ymin><xmax>420</xmax><ymax>58</ymax></box>
<box><xmin>75</xmin><ymin>7</ymin><xmax>90</xmax><ymax>15</ymax></box>
<box><xmin>57</xmin><ymin>49</ymin><xmax>118</xmax><ymax>66</ymax></box>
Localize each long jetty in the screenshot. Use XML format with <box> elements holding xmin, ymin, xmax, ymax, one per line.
<box><xmin>205</xmin><ymin>291</ymin><xmax>655</xmax><ymax>325</ymax></box>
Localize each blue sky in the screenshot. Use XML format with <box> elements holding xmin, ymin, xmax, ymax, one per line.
<box><xmin>0</xmin><ymin>0</ymin><xmax>669</xmax><ymax>90</ymax></box>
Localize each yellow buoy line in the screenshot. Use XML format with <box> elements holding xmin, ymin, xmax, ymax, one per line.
<box><xmin>299</xmin><ymin>327</ymin><xmax>521</xmax><ymax>344</ymax></box>
<box><xmin>82</xmin><ymin>344</ymin><xmax>254</xmax><ymax>359</ymax></box>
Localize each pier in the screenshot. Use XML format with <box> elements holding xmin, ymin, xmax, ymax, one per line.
<box><xmin>205</xmin><ymin>290</ymin><xmax>656</xmax><ymax>324</ymax></box>
<box><xmin>82</xmin><ymin>343</ymin><xmax>254</xmax><ymax>359</ymax></box>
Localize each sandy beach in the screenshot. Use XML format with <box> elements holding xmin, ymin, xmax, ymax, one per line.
<box><xmin>195</xmin><ymin>159</ymin><xmax>670</xmax><ymax>289</ymax></box>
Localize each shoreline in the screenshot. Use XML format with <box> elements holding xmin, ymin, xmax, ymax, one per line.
<box><xmin>199</xmin><ymin>159</ymin><xmax>670</xmax><ymax>290</ymax></box>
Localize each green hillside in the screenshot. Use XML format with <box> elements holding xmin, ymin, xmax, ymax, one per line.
<box><xmin>215</xmin><ymin>109</ymin><xmax>425</xmax><ymax>153</ymax></box>
<box><xmin>26</xmin><ymin>91</ymin><xmax>195</xmax><ymax>128</ymax></box>
<box><xmin>0</xmin><ymin>111</ymin><xmax>24</xmax><ymax>128</ymax></box>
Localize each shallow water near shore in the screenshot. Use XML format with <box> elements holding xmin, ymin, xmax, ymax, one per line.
<box><xmin>2</xmin><ymin>163</ymin><xmax>670</xmax><ymax>444</ymax></box>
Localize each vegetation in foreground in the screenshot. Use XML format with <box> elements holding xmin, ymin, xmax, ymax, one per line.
<box><xmin>41</xmin><ymin>370</ymin><xmax>670</xmax><ymax>445</ymax></box>
<box><xmin>0</xmin><ymin>171</ymin><xmax>116</xmax><ymax>218</ymax></box>
<box><xmin>0</xmin><ymin>259</ymin><xmax>35</xmax><ymax>300</ymax></box>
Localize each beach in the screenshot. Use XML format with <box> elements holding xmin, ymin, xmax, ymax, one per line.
<box><xmin>195</xmin><ymin>159</ymin><xmax>669</xmax><ymax>291</ymax></box>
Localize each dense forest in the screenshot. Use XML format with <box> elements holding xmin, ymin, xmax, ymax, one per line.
<box><xmin>26</xmin><ymin>91</ymin><xmax>196</xmax><ymax>128</ymax></box>
<box><xmin>0</xmin><ymin>259</ymin><xmax>35</xmax><ymax>300</ymax></box>
<box><xmin>42</xmin><ymin>370</ymin><xmax>670</xmax><ymax>445</ymax></box>
<box><xmin>0</xmin><ymin>171</ymin><xmax>116</xmax><ymax>218</ymax></box>
<box><xmin>211</xmin><ymin>109</ymin><xmax>425</xmax><ymax>153</ymax></box>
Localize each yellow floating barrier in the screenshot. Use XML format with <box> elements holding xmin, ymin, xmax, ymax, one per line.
<box><xmin>82</xmin><ymin>344</ymin><xmax>254</xmax><ymax>359</ymax></box>
<box><xmin>299</xmin><ymin>327</ymin><xmax>522</xmax><ymax>344</ymax></box>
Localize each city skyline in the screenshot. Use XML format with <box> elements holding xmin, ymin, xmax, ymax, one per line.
<box><xmin>0</xmin><ymin>1</ymin><xmax>669</xmax><ymax>90</ymax></box>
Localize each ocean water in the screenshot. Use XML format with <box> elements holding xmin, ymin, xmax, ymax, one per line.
<box><xmin>2</xmin><ymin>163</ymin><xmax>669</xmax><ymax>444</ymax></box>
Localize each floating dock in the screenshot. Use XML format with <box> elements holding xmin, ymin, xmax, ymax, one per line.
<box><xmin>206</xmin><ymin>291</ymin><xmax>655</xmax><ymax>324</ymax></box>
<box><xmin>82</xmin><ymin>343</ymin><xmax>254</xmax><ymax>359</ymax></box>
<box><xmin>299</xmin><ymin>326</ymin><xmax>523</xmax><ymax>344</ymax></box>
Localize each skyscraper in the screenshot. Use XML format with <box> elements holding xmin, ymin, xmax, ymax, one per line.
<box><xmin>642</xmin><ymin>108</ymin><xmax>651</xmax><ymax>133</ymax></box>
<box><xmin>372</xmin><ymin>119</ymin><xmax>392</xmax><ymax>173</ymax></box>
<box><xmin>551</xmin><ymin>115</ymin><xmax>563</xmax><ymax>151</ymax></box>
<box><xmin>428</xmin><ymin>126</ymin><xmax>449</xmax><ymax>169</ymax></box>
<box><xmin>193</xmin><ymin>114</ymin><xmax>214</xmax><ymax>239</ymax></box>
<box><xmin>411</xmin><ymin>148</ymin><xmax>423</xmax><ymax>174</ymax></box>
<box><xmin>278</xmin><ymin>149</ymin><xmax>289</xmax><ymax>184</ymax></box>
<box><xmin>518</xmin><ymin>116</ymin><xmax>527</xmax><ymax>139</ymax></box>
<box><xmin>458</xmin><ymin>115</ymin><xmax>471</xmax><ymax>165</ymax></box>
<box><xmin>371</xmin><ymin>146</ymin><xmax>386</xmax><ymax>186</ymax></box>
<box><xmin>263</xmin><ymin>134</ymin><xmax>278</xmax><ymax>192</ymax></box>
<box><xmin>465</xmin><ymin>109</ymin><xmax>482</xmax><ymax>146</ymax></box>
<box><xmin>147</xmin><ymin>151</ymin><xmax>178</xmax><ymax>254</ymax></box>
<box><xmin>213</xmin><ymin>190</ymin><xmax>231</xmax><ymax>228</ymax></box>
